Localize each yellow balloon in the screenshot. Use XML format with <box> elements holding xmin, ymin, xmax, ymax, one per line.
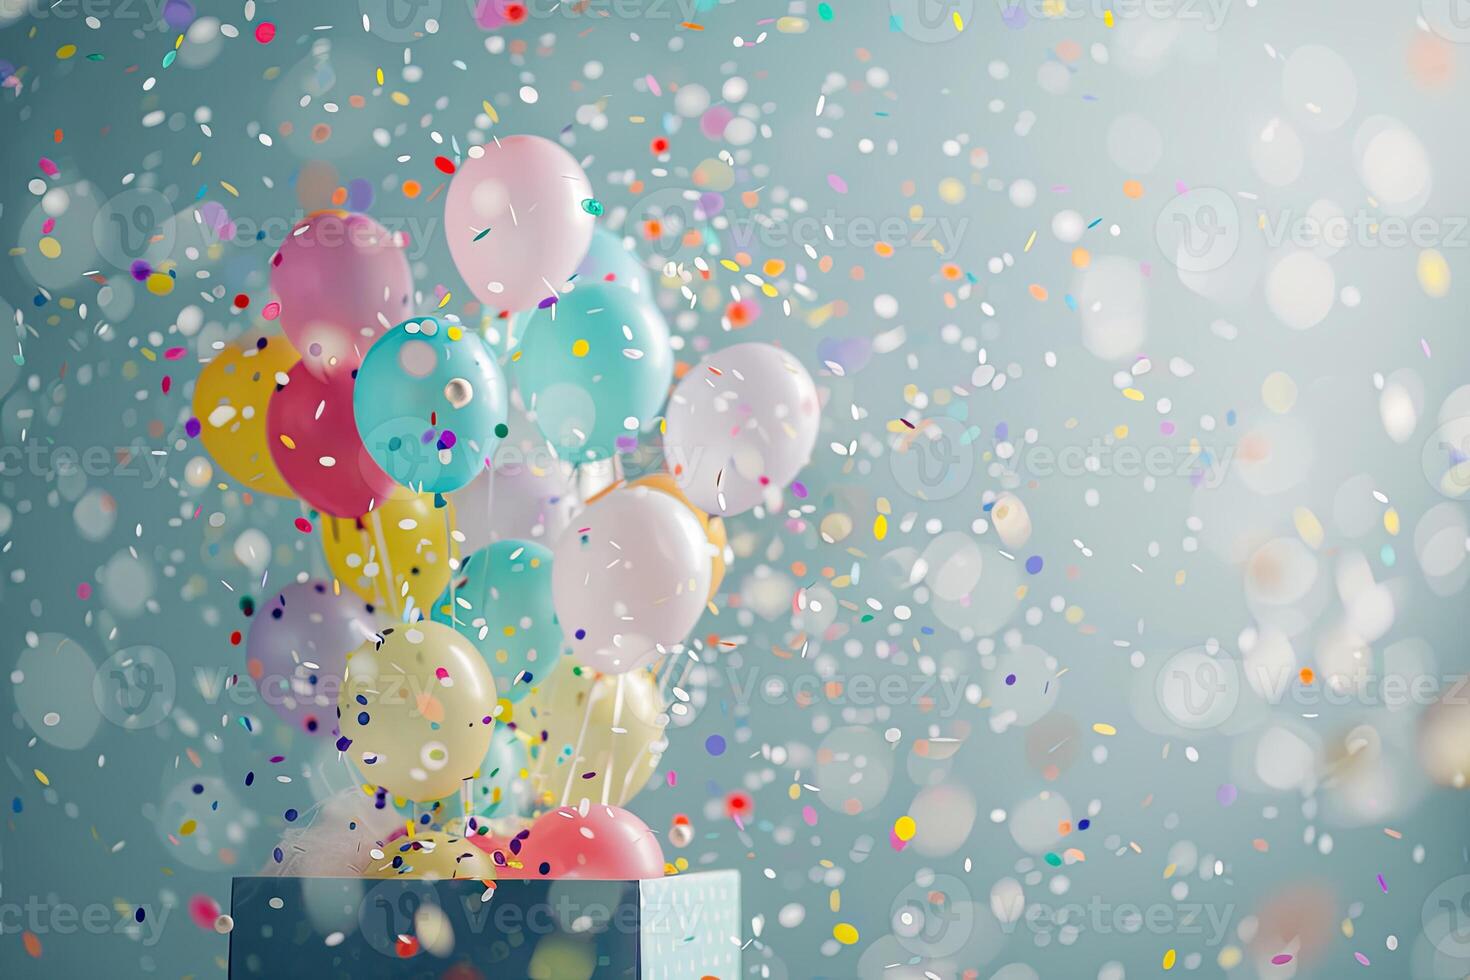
<box><xmin>588</xmin><ymin>472</ymin><xmax>727</xmax><ymax>600</ymax></box>
<box><xmin>519</xmin><ymin>656</ymin><xmax>667</xmax><ymax>810</ymax></box>
<box><xmin>339</xmin><ymin>621</ymin><xmax>498</xmax><ymax>802</ymax></box>
<box><xmin>364</xmin><ymin>829</ymin><xmax>497</xmax><ymax>880</ymax></box>
<box><xmin>191</xmin><ymin>333</ymin><xmax>298</xmax><ymax>497</ymax></box>
<box><xmin>320</xmin><ymin>492</ymin><xmax>453</xmax><ymax>617</ymax></box>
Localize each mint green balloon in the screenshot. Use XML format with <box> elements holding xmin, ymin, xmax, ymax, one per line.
<box><xmin>510</xmin><ymin>283</ymin><xmax>672</xmax><ymax>463</ymax></box>
<box><xmin>432</xmin><ymin>539</ymin><xmax>558</xmax><ymax>703</ymax></box>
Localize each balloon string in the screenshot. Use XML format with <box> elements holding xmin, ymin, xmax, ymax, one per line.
<box><xmin>601</xmin><ymin>672</ymin><xmax>628</xmax><ymax>807</ymax></box>
<box><xmin>368</xmin><ymin>508</ymin><xmax>400</xmax><ymax>620</ymax></box>
<box><xmin>443</xmin><ymin>503</ymin><xmax>457</xmax><ymax>623</ymax></box>
<box><xmin>559</xmin><ymin>679</ymin><xmax>601</xmax><ymax>808</ymax></box>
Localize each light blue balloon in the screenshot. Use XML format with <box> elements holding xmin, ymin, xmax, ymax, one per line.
<box><xmin>432</xmin><ymin>539</ymin><xmax>558</xmax><ymax>702</ymax></box>
<box><xmin>510</xmin><ymin>283</ymin><xmax>672</xmax><ymax>463</ymax></box>
<box><xmin>353</xmin><ymin>315</ymin><xmax>508</xmax><ymax>494</ymax></box>
<box><xmin>574</xmin><ymin>227</ymin><xmax>653</xmax><ymax>297</ymax></box>
<box><xmin>471</xmin><ymin>724</ymin><xmax>532</xmax><ymax>822</ymax></box>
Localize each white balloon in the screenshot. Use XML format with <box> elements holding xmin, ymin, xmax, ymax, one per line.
<box><xmin>552</xmin><ymin>486</ymin><xmax>711</xmax><ymax>672</ymax></box>
<box><xmin>661</xmin><ymin>343</ymin><xmax>820</xmax><ymax>516</ymax></box>
<box><xmin>449</xmin><ymin>457</ymin><xmax>579</xmax><ymax>553</ymax></box>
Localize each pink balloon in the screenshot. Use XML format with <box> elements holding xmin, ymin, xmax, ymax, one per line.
<box><xmin>267</xmin><ymin>361</ymin><xmax>396</xmax><ymax>518</ymax></box>
<box><xmin>269</xmin><ymin>211</ymin><xmax>414</xmax><ymax>377</ymax></box>
<box><xmin>444</xmin><ymin>135</ymin><xmax>596</xmax><ymax>313</ymax></box>
<box><xmin>514</xmin><ymin>803</ymin><xmax>666</xmax><ymax>880</ymax></box>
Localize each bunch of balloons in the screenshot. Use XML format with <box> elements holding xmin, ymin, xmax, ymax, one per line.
<box><xmin>187</xmin><ymin>135</ymin><xmax>820</xmax><ymax>880</ymax></box>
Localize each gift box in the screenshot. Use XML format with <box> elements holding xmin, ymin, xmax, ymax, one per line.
<box><xmin>227</xmin><ymin>870</ymin><xmax>740</xmax><ymax>979</ymax></box>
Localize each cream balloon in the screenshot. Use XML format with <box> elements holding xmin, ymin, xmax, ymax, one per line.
<box><xmin>338</xmin><ymin>621</ymin><xmax>499</xmax><ymax>803</ymax></box>
<box><xmin>662</xmin><ymin>342</ymin><xmax>821</xmax><ymax>515</ymax></box>
<box><xmin>518</xmin><ymin>658</ymin><xmax>667</xmax><ymax>809</ymax></box>
<box><xmin>364</xmin><ymin>829</ymin><xmax>497</xmax><ymax>880</ymax></box>
<box><xmin>551</xmin><ymin>486</ymin><xmax>711</xmax><ymax>673</ymax></box>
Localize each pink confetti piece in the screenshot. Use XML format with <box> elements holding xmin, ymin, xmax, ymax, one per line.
<box><xmin>38</xmin><ymin>158</ymin><xmax>59</xmax><ymax>177</ymax></box>
<box><xmin>645</xmin><ymin>74</ymin><xmax>662</xmax><ymax>96</ymax></box>
<box><xmin>1270</xmin><ymin>954</ymin><xmax>1293</xmax><ymax>965</ymax></box>
<box><xmin>827</xmin><ymin>173</ymin><xmax>848</xmax><ymax>194</ymax></box>
<box><xmin>1376</xmin><ymin>874</ymin><xmax>1388</xmax><ymax>892</ymax></box>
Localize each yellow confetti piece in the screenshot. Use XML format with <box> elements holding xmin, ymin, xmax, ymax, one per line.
<box><xmin>1384</xmin><ymin>507</ymin><xmax>1400</xmax><ymax>535</ymax></box>
<box><xmin>56</xmin><ymin>44</ymin><xmax>77</xmax><ymax>59</ymax></box>
<box><xmin>1092</xmin><ymin>722</ymin><xmax>1117</xmax><ymax>736</ymax></box>
<box><xmin>833</xmin><ymin>922</ymin><xmax>859</xmax><ymax>945</ymax></box>
<box><xmin>953</xmin><ymin>9</ymin><xmax>965</xmax><ymax>30</ymax></box>
<box><xmin>1121</xmin><ymin>387</ymin><xmax>1145</xmax><ymax>401</ymax></box>
<box><xmin>179</xmin><ymin>819</ymin><xmax>197</xmax><ymax>836</ymax></box>
<box><xmin>220</xmin><ymin>181</ymin><xmax>239</xmax><ymax>198</ymax></box>
<box><xmin>376</xmin><ymin>67</ymin><xmax>385</xmax><ymax>86</ymax></box>
<box><xmin>38</xmin><ymin>236</ymin><xmax>61</xmax><ymax>259</ymax></box>
<box><xmin>33</xmin><ymin>769</ymin><xmax>49</xmax><ymax>786</ymax></box>
<box><xmin>893</xmin><ymin>815</ymin><xmax>916</xmax><ymax>841</ymax></box>
<box><xmin>1293</xmin><ymin>507</ymin><xmax>1324</xmax><ymax>549</ymax></box>
<box><xmin>873</xmin><ymin>513</ymin><xmax>888</xmax><ymax>541</ymax></box>
<box><xmin>390</xmin><ymin>91</ymin><xmax>409</xmax><ymax>106</ymax></box>
<box><xmin>438</xmin><ymin>293</ymin><xmax>453</xmax><ymax>310</ymax></box>
<box><xmin>1418</xmin><ymin>248</ymin><xmax>1451</xmax><ymax>298</ymax></box>
<box><xmin>1024</xmin><ymin>230</ymin><xmax>1037</xmax><ymax>252</ymax></box>
<box><xmin>572</xmin><ymin>339</ymin><xmax>590</xmax><ymax>358</ymax></box>
<box><xmin>1217</xmin><ymin>946</ymin><xmax>1242</xmax><ymax>969</ymax></box>
<box><xmin>482</xmin><ymin>100</ymin><xmax>499</xmax><ymax>124</ymax></box>
<box><xmin>1163</xmin><ymin>948</ymin><xmax>1177</xmax><ymax>970</ymax></box>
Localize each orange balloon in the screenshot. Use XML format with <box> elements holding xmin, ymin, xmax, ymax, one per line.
<box><xmin>192</xmin><ymin>333</ymin><xmax>298</xmax><ymax>496</ymax></box>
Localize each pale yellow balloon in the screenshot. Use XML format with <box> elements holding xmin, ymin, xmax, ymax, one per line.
<box><xmin>364</xmin><ymin>830</ymin><xmax>496</xmax><ymax>880</ymax></box>
<box><xmin>320</xmin><ymin>491</ymin><xmax>452</xmax><ymax>616</ymax></box>
<box><xmin>519</xmin><ymin>657</ymin><xmax>667</xmax><ymax>809</ymax></box>
<box><xmin>339</xmin><ymin>621</ymin><xmax>498</xmax><ymax>802</ymax></box>
<box><xmin>192</xmin><ymin>333</ymin><xmax>298</xmax><ymax>497</ymax></box>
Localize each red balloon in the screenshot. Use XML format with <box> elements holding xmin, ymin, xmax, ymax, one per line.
<box><xmin>267</xmin><ymin>361</ymin><xmax>396</xmax><ymax>518</ymax></box>
<box><xmin>513</xmin><ymin>804</ymin><xmax>666</xmax><ymax>880</ymax></box>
